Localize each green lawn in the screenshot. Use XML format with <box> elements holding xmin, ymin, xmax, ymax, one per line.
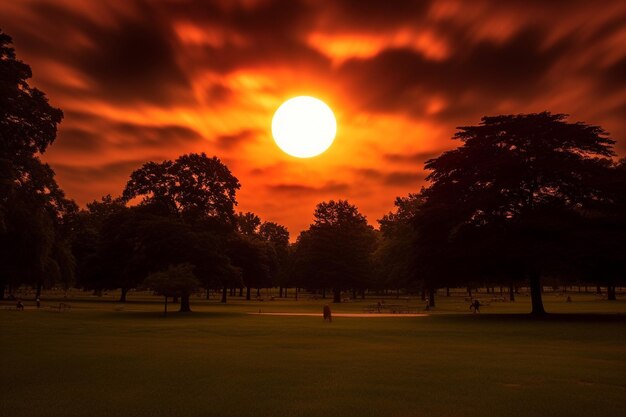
<box><xmin>1</xmin><ymin>292</ymin><xmax>625</xmax><ymax>417</ymax></box>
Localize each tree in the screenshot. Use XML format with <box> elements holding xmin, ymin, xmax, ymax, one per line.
<box><xmin>144</xmin><ymin>264</ymin><xmax>200</xmax><ymax>315</ymax></box>
<box><xmin>122</xmin><ymin>153</ymin><xmax>240</xmax><ymax>224</ymax></box>
<box><xmin>294</xmin><ymin>200</ymin><xmax>377</xmax><ymax>303</ymax></box>
<box><xmin>228</xmin><ymin>234</ymin><xmax>271</xmax><ymax>300</ymax></box>
<box><xmin>377</xmin><ymin>194</ymin><xmax>426</xmax><ymax>297</ymax></box>
<box><xmin>259</xmin><ymin>221</ymin><xmax>290</xmax><ymax>295</ymax></box>
<box><xmin>418</xmin><ymin>112</ymin><xmax>616</xmax><ymax>315</ymax></box>
<box><xmin>0</xmin><ymin>30</ymin><xmax>63</xmax><ymax>166</ymax></box>
<box><xmin>0</xmin><ymin>31</ymin><xmax>74</xmax><ymax>298</ymax></box>
<box><xmin>235</xmin><ymin>212</ymin><xmax>262</xmax><ymax>236</ymax></box>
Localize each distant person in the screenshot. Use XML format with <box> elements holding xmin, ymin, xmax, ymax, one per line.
<box><xmin>470</xmin><ymin>300</ymin><xmax>482</xmax><ymax>313</ymax></box>
<box><xmin>323</xmin><ymin>304</ymin><xmax>332</xmax><ymax>322</ymax></box>
<box><xmin>36</xmin><ymin>297</ymin><xmax>41</xmax><ymax>308</ymax></box>
<box><xmin>16</xmin><ymin>299</ymin><xmax>24</xmax><ymax>311</ymax></box>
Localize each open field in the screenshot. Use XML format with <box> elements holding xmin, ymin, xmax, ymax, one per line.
<box><xmin>1</xmin><ymin>292</ymin><xmax>625</xmax><ymax>417</ymax></box>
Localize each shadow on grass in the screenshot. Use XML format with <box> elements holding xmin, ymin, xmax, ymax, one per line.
<box><xmin>109</xmin><ymin>310</ymin><xmax>247</xmax><ymax>320</ymax></box>
<box><xmin>433</xmin><ymin>312</ymin><xmax>626</xmax><ymax>323</ymax></box>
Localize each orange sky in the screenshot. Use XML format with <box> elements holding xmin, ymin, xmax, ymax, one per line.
<box><xmin>2</xmin><ymin>0</ymin><xmax>625</xmax><ymax>238</ymax></box>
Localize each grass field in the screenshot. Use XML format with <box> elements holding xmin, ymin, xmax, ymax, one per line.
<box><xmin>1</xmin><ymin>292</ymin><xmax>625</xmax><ymax>417</ymax></box>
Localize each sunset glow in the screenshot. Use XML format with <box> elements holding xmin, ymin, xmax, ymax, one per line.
<box><xmin>1</xmin><ymin>0</ymin><xmax>624</xmax><ymax>236</ymax></box>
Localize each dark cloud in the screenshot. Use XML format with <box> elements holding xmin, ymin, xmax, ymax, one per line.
<box><xmin>53</xmin><ymin>127</ymin><xmax>104</xmax><ymax>153</ymax></box>
<box><xmin>267</xmin><ymin>182</ymin><xmax>350</xmax><ymax>196</ymax></box>
<box><xmin>215</xmin><ymin>129</ymin><xmax>260</xmax><ymax>150</ymax></box>
<box><xmin>53</xmin><ymin>159</ymin><xmax>147</xmax><ymax>182</ymax></box>
<box><xmin>3</xmin><ymin>2</ymin><xmax>192</xmax><ymax>105</ymax></box>
<box><xmin>337</xmin><ymin>28</ymin><xmax>570</xmax><ymax>121</ymax></box>
<box><xmin>354</xmin><ymin>168</ymin><xmax>425</xmax><ymax>187</ymax></box>
<box><xmin>383</xmin><ymin>151</ymin><xmax>441</xmax><ymax>164</ymax></box>
<box><xmin>52</xmin><ymin>118</ymin><xmax>203</xmax><ymax>153</ymax></box>
<box><xmin>384</xmin><ymin>171</ymin><xmax>425</xmax><ymax>186</ymax></box>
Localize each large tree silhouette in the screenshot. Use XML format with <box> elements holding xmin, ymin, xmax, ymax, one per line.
<box><xmin>122</xmin><ymin>153</ymin><xmax>240</xmax><ymax>224</ymax></box>
<box><xmin>0</xmin><ymin>30</ymin><xmax>75</xmax><ymax>299</ymax></box>
<box><xmin>295</xmin><ymin>200</ymin><xmax>376</xmax><ymax>303</ymax></box>
<box><xmin>418</xmin><ymin>112</ymin><xmax>615</xmax><ymax>315</ymax></box>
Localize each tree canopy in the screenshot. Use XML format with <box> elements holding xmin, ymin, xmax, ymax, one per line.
<box><xmin>122</xmin><ymin>153</ymin><xmax>240</xmax><ymax>224</ymax></box>
<box><xmin>414</xmin><ymin>112</ymin><xmax>617</xmax><ymax>314</ymax></box>
<box><xmin>294</xmin><ymin>200</ymin><xmax>377</xmax><ymax>302</ymax></box>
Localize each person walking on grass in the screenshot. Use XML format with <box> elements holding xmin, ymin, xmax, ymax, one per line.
<box><xmin>323</xmin><ymin>304</ymin><xmax>332</xmax><ymax>322</ymax></box>
<box><xmin>470</xmin><ymin>299</ymin><xmax>482</xmax><ymax>313</ymax></box>
<box><xmin>16</xmin><ymin>299</ymin><xmax>24</xmax><ymax>311</ymax></box>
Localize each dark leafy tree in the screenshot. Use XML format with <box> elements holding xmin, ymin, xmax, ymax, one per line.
<box><xmin>228</xmin><ymin>234</ymin><xmax>271</xmax><ymax>300</ymax></box>
<box><xmin>376</xmin><ymin>194</ymin><xmax>424</xmax><ymax>296</ymax></box>
<box><xmin>235</xmin><ymin>212</ymin><xmax>262</xmax><ymax>236</ymax></box>
<box><xmin>122</xmin><ymin>153</ymin><xmax>240</xmax><ymax>224</ymax></box>
<box><xmin>259</xmin><ymin>221</ymin><xmax>290</xmax><ymax>295</ymax></box>
<box><xmin>418</xmin><ymin>112</ymin><xmax>616</xmax><ymax>315</ymax></box>
<box><xmin>294</xmin><ymin>200</ymin><xmax>377</xmax><ymax>303</ymax></box>
<box><xmin>144</xmin><ymin>264</ymin><xmax>200</xmax><ymax>315</ymax></box>
<box><xmin>0</xmin><ymin>31</ymin><xmax>74</xmax><ymax>298</ymax></box>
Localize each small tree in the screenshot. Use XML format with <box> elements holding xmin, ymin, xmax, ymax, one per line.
<box><xmin>144</xmin><ymin>264</ymin><xmax>200</xmax><ymax>315</ymax></box>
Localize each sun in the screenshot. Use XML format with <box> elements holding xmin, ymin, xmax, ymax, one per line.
<box><xmin>271</xmin><ymin>96</ymin><xmax>337</xmax><ymax>158</ymax></box>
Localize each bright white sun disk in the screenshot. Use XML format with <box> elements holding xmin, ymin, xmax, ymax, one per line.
<box><xmin>271</xmin><ymin>96</ymin><xmax>337</xmax><ymax>158</ymax></box>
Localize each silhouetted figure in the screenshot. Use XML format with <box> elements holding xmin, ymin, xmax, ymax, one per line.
<box><xmin>470</xmin><ymin>300</ymin><xmax>482</xmax><ymax>313</ymax></box>
<box><xmin>323</xmin><ymin>304</ymin><xmax>332</xmax><ymax>322</ymax></box>
<box><xmin>16</xmin><ymin>299</ymin><xmax>24</xmax><ymax>311</ymax></box>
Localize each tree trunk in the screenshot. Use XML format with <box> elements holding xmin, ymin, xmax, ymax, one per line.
<box><xmin>0</xmin><ymin>284</ymin><xmax>4</xmax><ymax>300</ymax></box>
<box><xmin>322</xmin><ymin>288</ymin><xmax>326</xmax><ymax>299</ymax></box>
<box><xmin>279</xmin><ymin>286</ymin><xmax>283</xmax><ymax>298</ymax></box>
<box><xmin>246</xmin><ymin>287</ymin><xmax>251</xmax><ymax>301</ymax></box>
<box><xmin>607</xmin><ymin>286</ymin><xmax>616</xmax><ymax>301</ymax></box>
<box><xmin>239</xmin><ymin>287</ymin><xmax>243</xmax><ymax>297</ymax></box>
<box><xmin>173</xmin><ymin>296</ymin><xmax>179</xmax><ymax>303</ymax></box>
<box><xmin>361</xmin><ymin>290</ymin><xmax>365</xmax><ymax>299</ymax></box>
<box><xmin>529</xmin><ymin>274</ymin><xmax>546</xmax><ymax>315</ymax></box>
<box><xmin>428</xmin><ymin>288</ymin><xmax>435</xmax><ymax>307</ymax></box>
<box><xmin>256</xmin><ymin>288</ymin><xmax>261</xmax><ymax>297</ymax></box>
<box><xmin>333</xmin><ymin>288</ymin><xmax>341</xmax><ymax>303</ymax></box>
<box><xmin>467</xmin><ymin>287</ymin><xmax>472</xmax><ymax>298</ymax></box>
<box><xmin>353</xmin><ymin>288</ymin><xmax>357</xmax><ymax>299</ymax></box>
<box><xmin>596</xmin><ymin>285</ymin><xmax>602</xmax><ymax>294</ymax></box>
<box><xmin>163</xmin><ymin>296</ymin><xmax>168</xmax><ymax>316</ymax></box>
<box><xmin>420</xmin><ymin>287</ymin><xmax>426</xmax><ymax>301</ymax></box>
<box><xmin>295</xmin><ymin>287</ymin><xmax>299</xmax><ymax>301</ymax></box>
<box><xmin>119</xmin><ymin>287</ymin><xmax>128</xmax><ymax>303</ymax></box>
<box><xmin>206</xmin><ymin>289</ymin><xmax>211</xmax><ymax>299</ymax></box>
<box><xmin>36</xmin><ymin>282</ymin><xmax>42</xmax><ymax>299</ymax></box>
<box><xmin>446</xmin><ymin>287</ymin><xmax>450</xmax><ymax>297</ymax></box>
<box><xmin>221</xmin><ymin>286</ymin><xmax>228</xmax><ymax>303</ymax></box>
<box><xmin>509</xmin><ymin>285</ymin><xmax>515</xmax><ymax>302</ymax></box>
<box><xmin>179</xmin><ymin>294</ymin><xmax>191</xmax><ymax>312</ymax></box>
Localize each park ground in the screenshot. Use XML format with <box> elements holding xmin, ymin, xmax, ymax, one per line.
<box><xmin>1</xmin><ymin>291</ymin><xmax>625</xmax><ymax>417</ymax></box>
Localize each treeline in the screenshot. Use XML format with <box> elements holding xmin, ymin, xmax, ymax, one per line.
<box><xmin>2</xmin><ymin>31</ymin><xmax>625</xmax><ymax>314</ymax></box>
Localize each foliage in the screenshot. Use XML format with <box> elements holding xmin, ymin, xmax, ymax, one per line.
<box><xmin>415</xmin><ymin>112</ymin><xmax>617</xmax><ymax>314</ymax></box>
<box><xmin>122</xmin><ymin>153</ymin><xmax>240</xmax><ymax>224</ymax></box>
<box><xmin>294</xmin><ymin>200</ymin><xmax>377</xmax><ymax>302</ymax></box>
<box><xmin>144</xmin><ymin>263</ymin><xmax>200</xmax><ymax>313</ymax></box>
<box><xmin>0</xmin><ymin>30</ymin><xmax>75</xmax><ymax>298</ymax></box>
